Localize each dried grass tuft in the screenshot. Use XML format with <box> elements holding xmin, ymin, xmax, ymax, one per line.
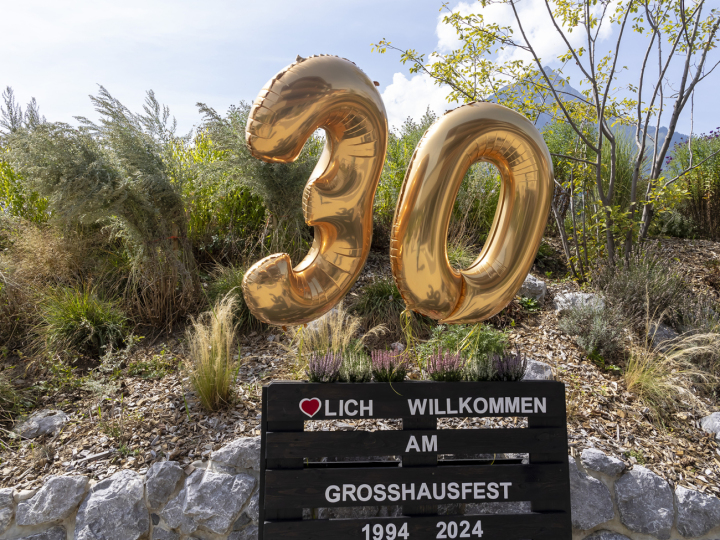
<box><xmin>185</xmin><ymin>293</ymin><xmax>238</xmax><ymax>411</ymax></box>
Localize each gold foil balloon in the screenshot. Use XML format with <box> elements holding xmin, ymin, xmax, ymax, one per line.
<box><xmin>242</xmin><ymin>55</ymin><xmax>388</xmax><ymax>326</ymax></box>
<box><xmin>390</xmin><ymin>102</ymin><xmax>553</xmax><ymax>323</ymax></box>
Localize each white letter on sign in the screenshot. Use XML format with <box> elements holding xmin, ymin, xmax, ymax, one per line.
<box><xmin>405</xmin><ymin>436</ymin><xmax>420</xmax><ymax>452</ymax></box>
<box><xmin>326</xmin><ymin>485</ymin><xmax>340</xmax><ymax>503</ymax></box>
<box><xmin>422</xmin><ymin>435</ymin><xmax>437</xmax><ymax>451</ymax></box>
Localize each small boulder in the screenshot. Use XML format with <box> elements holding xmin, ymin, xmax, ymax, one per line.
<box><xmin>0</xmin><ymin>487</ymin><xmax>14</xmax><ymax>534</ymax></box>
<box><xmin>522</xmin><ymin>359</ymin><xmax>554</xmax><ymax>381</ymax></box>
<box><xmin>614</xmin><ymin>466</ymin><xmax>673</xmax><ymax>540</ymax></box>
<box><xmin>519</xmin><ymin>274</ymin><xmax>546</xmax><ymax>303</ymax></box>
<box><xmin>18</xmin><ymin>410</ymin><xmax>69</xmax><ymax>439</ymax></box>
<box><xmin>244</xmin><ymin>492</ymin><xmax>259</xmax><ymax>522</ymax></box>
<box><xmin>75</xmin><ymin>469</ymin><xmax>149</xmax><ymax>540</ymax></box>
<box><xmin>390</xmin><ymin>342</ymin><xmax>405</xmax><ymax>354</ymax></box>
<box><xmin>229</xmin><ymin>524</ymin><xmax>258</xmax><ymax>540</ymax></box>
<box><xmin>568</xmin><ymin>456</ymin><xmax>614</xmax><ymax>530</ymax></box>
<box><xmin>675</xmin><ymin>486</ymin><xmax>720</xmax><ymax>538</ymax></box>
<box><xmin>16</xmin><ymin>475</ymin><xmax>88</xmax><ymax>525</ymax></box>
<box><xmin>700</xmin><ymin>412</ymin><xmax>720</xmax><ymax>440</ymax></box>
<box><xmin>17</xmin><ymin>526</ymin><xmax>66</xmax><ymax>540</ymax></box>
<box><xmin>146</xmin><ymin>461</ymin><xmax>184</xmax><ymax>509</ymax></box>
<box><xmin>554</xmin><ymin>292</ymin><xmax>603</xmax><ymax>316</ymax></box>
<box><xmin>211</xmin><ymin>436</ymin><xmax>261</xmax><ymax>471</ymax></box>
<box><xmin>581</xmin><ymin>448</ymin><xmax>626</xmax><ymax>478</ymax></box>
<box><xmin>582</xmin><ymin>532</ymin><xmax>631</xmax><ymax>540</ymax></box>
<box><xmin>152</xmin><ymin>528</ymin><xmax>180</xmax><ymax>540</ymax></box>
<box><xmin>649</xmin><ymin>322</ymin><xmax>679</xmax><ymax>351</ymax></box>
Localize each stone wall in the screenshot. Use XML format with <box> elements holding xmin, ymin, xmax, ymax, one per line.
<box><xmin>1</xmin><ymin>439</ymin><xmax>718</xmax><ymax>540</ymax></box>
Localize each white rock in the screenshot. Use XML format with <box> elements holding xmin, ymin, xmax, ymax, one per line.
<box><xmin>211</xmin><ymin>436</ymin><xmax>261</xmax><ymax>471</ymax></box>
<box><xmin>568</xmin><ymin>456</ymin><xmax>614</xmax><ymax>530</ymax></box>
<box><xmin>16</xmin><ymin>475</ymin><xmax>88</xmax><ymax>525</ymax></box>
<box><xmin>522</xmin><ymin>359</ymin><xmax>554</xmax><ymax>381</ymax></box>
<box><xmin>700</xmin><ymin>412</ymin><xmax>720</xmax><ymax>440</ymax></box>
<box><xmin>75</xmin><ymin>469</ymin><xmax>149</xmax><ymax>540</ymax></box>
<box><xmin>152</xmin><ymin>527</ymin><xmax>180</xmax><ymax>540</ymax></box>
<box><xmin>146</xmin><ymin>461</ymin><xmax>184</xmax><ymax>510</ymax></box>
<box><xmin>229</xmin><ymin>524</ymin><xmax>258</xmax><ymax>540</ymax></box>
<box><xmin>519</xmin><ymin>274</ymin><xmax>547</xmax><ymax>302</ymax></box>
<box><xmin>0</xmin><ymin>488</ymin><xmax>13</xmax><ymax>534</ymax></box>
<box><xmin>16</xmin><ymin>526</ymin><xmax>66</xmax><ymax>540</ymax></box>
<box><xmin>582</xmin><ymin>532</ymin><xmax>631</xmax><ymax>540</ymax></box>
<box><xmin>554</xmin><ymin>292</ymin><xmax>604</xmax><ymax>316</ymax></box>
<box><xmin>581</xmin><ymin>448</ymin><xmax>626</xmax><ymax>477</ymax></box>
<box><xmin>675</xmin><ymin>485</ymin><xmax>720</xmax><ymax>538</ymax></box>
<box><xmin>18</xmin><ymin>410</ymin><xmax>69</xmax><ymax>439</ymax></box>
<box><xmin>614</xmin><ymin>466</ymin><xmax>673</xmax><ymax>540</ymax></box>
<box><xmin>244</xmin><ymin>492</ymin><xmax>259</xmax><ymax>522</ymax></box>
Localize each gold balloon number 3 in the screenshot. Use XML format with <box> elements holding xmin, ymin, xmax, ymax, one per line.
<box><xmin>243</xmin><ymin>55</ymin><xmax>553</xmax><ymax>326</ymax></box>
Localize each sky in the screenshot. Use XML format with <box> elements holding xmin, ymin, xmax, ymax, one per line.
<box><xmin>1</xmin><ymin>0</ymin><xmax>717</xmax><ymax>137</ymax></box>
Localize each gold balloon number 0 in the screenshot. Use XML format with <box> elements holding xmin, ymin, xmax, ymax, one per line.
<box><xmin>242</xmin><ymin>55</ymin><xmax>553</xmax><ymax>326</ymax></box>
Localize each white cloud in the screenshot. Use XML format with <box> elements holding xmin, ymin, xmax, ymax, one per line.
<box><xmin>381</xmin><ymin>72</ymin><xmax>453</xmax><ymax>132</ymax></box>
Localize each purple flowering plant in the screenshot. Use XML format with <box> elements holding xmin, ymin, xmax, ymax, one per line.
<box><xmin>371</xmin><ymin>349</ymin><xmax>407</xmax><ymax>382</ymax></box>
<box><xmin>426</xmin><ymin>347</ymin><xmax>465</xmax><ymax>381</ymax></box>
<box><xmin>306</xmin><ymin>351</ymin><xmax>342</xmax><ymax>383</ymax></box>
<box><xmin>490</xmin><ymin>350</ymin><xmax>528</xmax><ymax>381</ymax></box>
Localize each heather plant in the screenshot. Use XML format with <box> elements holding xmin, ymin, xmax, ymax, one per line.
<box><xmin>491</xmin><ymin>351</ymin><xmax>528</xmax><ymax>382</ymax></box>
<box><xmin>339</xmin><ymin>352</ymin><xmax>372</xmax><ymax>383</ymax></box>
<box><xmin>558</xmin><ymin>302</ymin><xmax>626</xmax><ymax>358</ymax></box>
<box><xmin>306</xmin><ymin>351</ymin><xmax>342</xmax><ymax>383</ymax></box>
<box><xmin>426</xmin><ymin>348</ymin><xmax>464</xmax><ymax>382</ymax></box>
<box><xmin>371</xmin><ymin>350</ymin><xmax>407</xmax><ymax>382</ymax></box>
<box><xmin>464</xmin><ymin>354</ymin><xmax>495</xmax><ymax>382</ymax></box>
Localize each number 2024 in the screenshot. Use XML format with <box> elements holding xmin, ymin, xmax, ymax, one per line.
<box><xmin>361</xmin><ymin>520</ymin><xmax>483</xmax><ymax>540</ymax></box>
<box><xmin>243</xmin><ymin>54</ymin><xmax>553</xmax><ymax>327</ymax></box>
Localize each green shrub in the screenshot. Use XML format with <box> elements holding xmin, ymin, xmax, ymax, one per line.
<box><xmin>207</xmin><ymin>265</ymin><xmax>264</xmax><ymax>331</ymax></box>
<box><xmin>350</xmin><ymin>277</ymin><xmax>406</xmax><ymax>338</ymax></box>
<box><xmin>558</xmin><ymin>301</ymin><xmax>625</xmax><ymax>358</ymax></box>
<box><xmin>592</xmin><ymin>248</ymin><xmax>687</xmax><ymax>328</ymax></box>
<box><xmin>447</xmin><ymin>236</ymin><xmax>477</xmax><ymax>270</ymax></box>
<box><xmin>339</xmin><ymin>352</ymin><xmax>372</xmax><ymax>382</ymax></box>
<box><xmin>419</xmin><ymin>323</ymin><xmax>507</xmax><ymax>361</ymax></box>
<box><xmin>38</xmin><ymin>286</ymin><xmax>128</xmax><ymax>357</ymax></box>
<box><xmin>186</xmin><ymin>294</ymin><xmax>238</xmax><ymax>411</ymax></box>
<box><xmin>667</xmin><ymin>130</ymin><xmax>720</xmax><ymax>240</ymax></box>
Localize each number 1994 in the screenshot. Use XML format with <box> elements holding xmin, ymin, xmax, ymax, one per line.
<box><xmin>362</xmin><ymin>523</ymin><xmax>409</xmax><ymax>540</ymax></box>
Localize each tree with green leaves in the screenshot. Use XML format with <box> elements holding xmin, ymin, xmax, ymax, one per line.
<box><xmin>374</xmin><ymin>0</ymin><xmax>720</xmax><ymax>274</ymax></box>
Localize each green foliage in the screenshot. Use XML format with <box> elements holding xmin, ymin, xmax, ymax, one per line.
<box><xmin>339</xmin><ymin>352</ymin><xmax>372</xmax><ymax>382</ymax></box>
<box><xmin>592</xmin><ymin>248</ymin><xmax>687</xmax><ymax>328</ymax></box>
<box><xmin>196</xmin><ymin>102</ymin><xmax>322</xmax><ymax>263</ymax></box>
<box><xmin>6</xmin><ymin>87</ymin><xmax>199</xmax><ymax>326</ymax></box>
<box><xmin>38</xmin><ymin>286</ymin><xmax>128</xmax><ymax>357</ymax></box>
<box><xmin>558</xmin><ymin>301</ymin><xmax>625</xmax><ymax>358</ymax></box>
<box><xmin>420</xmin><ymin>323</ymin><xmax>507</xmax><ymax>361</ymax></box>
<box><xmin>207</xmin><ymin>265</ymin><xmax>264</xmax><ymax>331</ymax></box>
<box><xmin>667</xmin><ymin>130</ymin><xmax>720</xmax><ymax>240</ymax></box>
<box><xmin>170</xmin><ymin>131</ymin><xmax>266</xmax><ymax>260</ymax></box>
<box><xmin>350</xmin><ymin>276</ymin><xmax>405</xmax><ymax>337</ymax></box>
<box><xmin>127</xmin><ymin>351</ymin><xmax>175</xmax><ymax>379</ymax></box>
<box><xmin>0</xmin><ymin>156</ymin><xmax>48</xmax><ymax>223</ymax></box>
<box><xmin>518</xmin><ymin>296</ymin><xmax>540</xmax><ymax>312</ymax></box>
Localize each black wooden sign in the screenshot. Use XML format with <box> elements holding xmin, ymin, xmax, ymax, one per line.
<box><xmin>259</xmin><ymin>381</ymin><xmax>571</xmax><ymax>540</ymax></box>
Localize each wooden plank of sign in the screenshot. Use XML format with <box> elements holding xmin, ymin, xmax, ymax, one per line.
<box><xmin>266</xmin><ymin>427</ymin><xmax>565</xmax><ymax>459</ymax></box>
<box><xmin>264</xmin><ymin>512</ymin><xmax>568</xmax><ymax>540</ymax></box>
<box><xmin>529</xmin><ymin>414</ymin><xmax>571</xmax><ymax>528</ymax></box>
<box><xmin>263</xmin><ymin>386</ymin><xmax>304</xmax><ymax>524</ymax></box>
<box><xmin>267</xmin><ymin>381</ymin><xmax>565</xmax><ymax>421</ymax></box>
<box><xmin>264</xmin><ymin>463</ymin><xmax>567</xmax><ymax>509</ymax></box>
<box><xmin>402</xmin><ymin>416</ymin><xmax>437</xmax><ymax>516</ymax></box>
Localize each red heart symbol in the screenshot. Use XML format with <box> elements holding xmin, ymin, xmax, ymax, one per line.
<box><xmin>299</xmin><ymin>398</ymin><xmax>321</xmax><ymax>417</ymax></box>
